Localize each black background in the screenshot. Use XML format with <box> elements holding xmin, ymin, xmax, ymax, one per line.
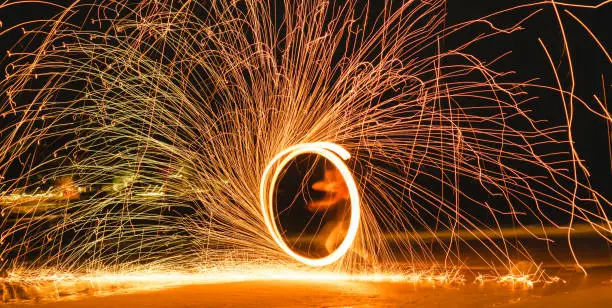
<box><xmin>0</xmin><ymin>0</ymin><xmax>610</xmax><ymax>227</ymax></box>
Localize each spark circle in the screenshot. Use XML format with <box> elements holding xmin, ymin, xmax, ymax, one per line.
<box><xmin>260</xmin><ymin>142</ymin><xmax>361</xmax><ymax>266</ymax></box>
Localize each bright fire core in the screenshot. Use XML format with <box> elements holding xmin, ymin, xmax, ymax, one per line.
<box><xmin>260</xmin><ymin>142</ymin><xmax>361</xmax><ymax>266</ymax></box>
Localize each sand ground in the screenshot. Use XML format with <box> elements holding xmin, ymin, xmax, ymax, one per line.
<box><xmin>5</xmin><ymin>273</ymin><xmax>612</xmax><ymax>308</ymax></box>
<box><xmin>4</xmin><ymin>235</ymin><xmax>612</xmax><ymax>307</ymax></box>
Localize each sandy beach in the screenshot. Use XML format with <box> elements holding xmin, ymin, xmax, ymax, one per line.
<box><xmin>5</xmin><ymin>269</ymin><xmax>612</xmax><ymax>308</ymax></box>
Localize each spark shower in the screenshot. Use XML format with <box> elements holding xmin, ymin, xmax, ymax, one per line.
<box><xmin>0</xmin><ymin>0</ymin><xmax>611</xmax><ymax>293</ymax></box>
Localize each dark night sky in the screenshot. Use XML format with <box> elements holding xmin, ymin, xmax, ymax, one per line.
<box><xmin>0</xmin><ymin>0</ymin><xmax>610</xmax><ymax>228</ymax></box>
<box><xmin>446</xmin><ymin>1</ymin><xmax>611</xmax><ymax>199</ymax></box>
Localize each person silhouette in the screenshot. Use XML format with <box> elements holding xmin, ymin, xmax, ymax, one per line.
<box><xmin>307</xmin><ymin>165</ymin><xmax>350</xmax><ymax>255</ymax></box>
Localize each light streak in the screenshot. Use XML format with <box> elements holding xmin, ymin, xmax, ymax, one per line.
<box><xmin>260</xmin><ymin>142</ymin><xmax>360</xmax><ymax>266</ymax></box>
<box><xmin>0</xmin><ymin>0</ymin><xmax>609</xmax><ymax>301</ymax></box>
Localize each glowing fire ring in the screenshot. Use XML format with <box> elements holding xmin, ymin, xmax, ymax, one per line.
<box><xmin>260</xmin><ymin>142</ymin><xmax>361</xmax><ymax>267</ymax></box>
